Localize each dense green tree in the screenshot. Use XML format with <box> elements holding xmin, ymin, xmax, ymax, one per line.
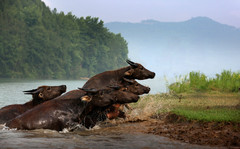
<box><xmin>0</xmin><ymin>0</ymin><xmax>128</xmax><ymax>79</ymax></box>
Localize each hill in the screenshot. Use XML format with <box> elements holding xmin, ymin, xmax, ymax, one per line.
<box><xmin>0</xmin><ymin>0</ymin><xmax>128</xmax><ymax>79</ymax></box>
<box><xmin>105</xmin><ymin>17</ymin><xmax>240</xmax><ymax>77</ymax></box>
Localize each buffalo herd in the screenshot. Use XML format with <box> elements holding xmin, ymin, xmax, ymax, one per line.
<box><xmin>0</xmin><ymin>60</ymin><xmax>155</xmax><ymax>131</ymax></box>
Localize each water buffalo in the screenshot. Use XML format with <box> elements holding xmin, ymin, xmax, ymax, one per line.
<box><xmin>0</xmin><ymin>85</ymin><xmax>66</xmax><ymax>124</ymax></box>
<box><xmin>6</xmin><ymin>87</ymin><xmax>139</xmax><ymax>131</ymax></box>
<box><xmin>105</xmin><ymin>79</ymin><xmax>150</xmax><ymax>119</ymax></box>
<box><xmin>79</xmin><ymin>86</ymin><xmax>141</xmax><ymax>128</ymax></box>
<box><xmin>80</xmin><ymin>60</ymin><xmax>154</xmax><ymax>126</ymax></box>
<box><xmin>82</xmin><ymin>60</ymin><xmax>155</xmax><ymax>89</ymax></box>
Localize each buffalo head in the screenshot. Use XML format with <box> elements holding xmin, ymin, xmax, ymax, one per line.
<box><xmin>23</xmin><ymin>85</ymin><xmax>67</xmax><ymax>101</ymax></box>
<box><xmin>122</xmin><ymin>78</ymin><xmax>150</xmax><ymax>95</ymax></box>
<box><xmin>100</xmin><ymin>86</ymin><xmax>140</xmax><ymax>104</ymax></box>
<box><xmin>80</xmin><ymin>86</ymin><xmax>140</xmax><ymax>107</ymax></box>
<box><xmin>124</xmin><ymin>60</ymin><xmax>155</xmax><ymax>80</ymax></box>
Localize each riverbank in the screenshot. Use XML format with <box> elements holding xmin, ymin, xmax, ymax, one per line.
<box><xmin>1</xmin><ymin>92</ymin><xmax>239</xmax><ymax>148</ymax></box>
<box><xmin>122</xmin><ymin>93</ymin><xmax>240</xmax><ymax>147</ymax></box>
<box><xmin>146</xmin><ymin>113</ymin><xmax>239</xmax><ymax>147</ymax></box>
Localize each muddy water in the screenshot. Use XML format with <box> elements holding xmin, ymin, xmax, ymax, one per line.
<box><xmin>0</xmin><ymin>122</ymin><xmax>224</xmax><ymax>149</ymax></box>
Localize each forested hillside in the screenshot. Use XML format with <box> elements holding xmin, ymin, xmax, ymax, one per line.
<box><xmin>0</xmin><ymin>0</ymin><xmax>128</xmax><ymax>79</ymax></box>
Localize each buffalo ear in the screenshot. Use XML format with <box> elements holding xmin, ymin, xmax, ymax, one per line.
<box><xmin>38</xmin><ymin>92</ymin><xmax>44</xmax><ymax>98</ymax></box>
<box><xmin>79</xmin><ymin>88</ymin><xmax>99</xmax><ymax>95</ymax></box>
<box><xmin>124</xmin><ymin>69</ymin><xmax>134</xmax><ymax>76</ymax></box>
<box><xmin>81</xmin><ymin>95</ymin><xmax>92</xmax><ymax>102</ymax></box>
<box><xmin>123</xmin><ymin>77</ymin><xmax>135</xmax><ymax>84</ymax></box>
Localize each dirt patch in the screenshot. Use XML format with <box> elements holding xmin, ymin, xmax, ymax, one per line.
<box><xmin>144</xmin><ymin>113</ymin><xmax>240</xmax><ymax>147</ymax></box>
<box><xmin>106</xmin><ymin>92</ymin><xmax>240</xmax><ymax>147</ymax></box>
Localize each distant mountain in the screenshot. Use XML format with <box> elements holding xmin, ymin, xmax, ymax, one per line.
<box><xmin>105</xmin><ymin>17</ymin><xmax>240</xmax><ymax>77</ymax></box>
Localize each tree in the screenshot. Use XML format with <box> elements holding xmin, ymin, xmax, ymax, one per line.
<box><xmin>0</xmin><ymin>0</ymin><xmax>128</xmax><ymax>79</ymax></box>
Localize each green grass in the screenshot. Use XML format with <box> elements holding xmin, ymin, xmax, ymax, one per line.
<box><xmin>130</xmin><ymin>93</ymin><xmax>240</xmax><ymax>123</ymax></box>
<box><xmin>168</xmin><ymin>70</ymin><xmax>240</xmax><ymax>93</ymax></box>
<box><xmin>172</xmin><ymin>108</ymin><xmax>240</xmax><ymax>122</ymax></box>
<box><xmin>163</xmin><ymin>70</ymin><xmax>240</xmax><ymax>122</ymax></box>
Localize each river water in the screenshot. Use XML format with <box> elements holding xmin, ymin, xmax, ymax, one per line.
<box><xmin>0</xmin><ymin>79</ymin><xmax>87</xmax><ymax>108</ymax></box>
<box><xmin>0</xmin><ymin>78</ymin><xmax>167</xmax><ymax>108</ymax></box>
<box><xmin>0</xmin><ymin>79</ymin><xmax>224</xmax><ymax>149</ymax></box>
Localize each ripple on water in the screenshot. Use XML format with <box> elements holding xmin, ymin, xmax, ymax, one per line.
<box><xmin>0</xmin><ymin>123</ymin><xmax>224</xmax><ymax>149</ymax></box>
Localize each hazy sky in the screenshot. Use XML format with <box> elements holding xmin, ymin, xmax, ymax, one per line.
<box><xmin>41</xmin><ymin>0</ymin><xmax>240</xmax><ymax>28</ymax></box>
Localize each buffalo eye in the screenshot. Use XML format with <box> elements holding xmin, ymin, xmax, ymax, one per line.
<box><xmin>47</xmin><ymin>87</ymin><xmax>51</xmax><ymax>91</ymax></box>
<box><xmin>99</xmin><ymin>91</ymin><xmax>104</xmax><ymax>96</ymax></box>
<box><xmin>122</xmin><ymin>88</ymin><xmax>128</xmax><ymax>91</ymax></box>
<box><xmin>136</xmin><ymin>84</ymin><xmax>139</xmax><ymax>86</ymax></box>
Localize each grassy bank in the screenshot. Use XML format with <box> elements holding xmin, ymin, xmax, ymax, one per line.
<box><xmin>129</xmin><ymin>70</ymin><xmax>240</xmax><ymax>147</ymax></box>
<box><xmin>130</xmin><ymin>93</ymin><xmax>240</xmax><ymax>123</ymax></box>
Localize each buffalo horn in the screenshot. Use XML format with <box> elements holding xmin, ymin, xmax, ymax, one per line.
<box><xmin>126</xmin><ymin>59</ymin><xmax>138</xmax><ymax>68</ymax></box>
<box><xmin>23</xmin><ymin>89</ymin><xmax>37</xmax><ymax>93</ymax></box>
<box><xmin>123</xmin><ymin>77</ymin><xmax>135</xmax><ymax>84</ymax></box>
<box><xmin>24</xmin><ymin>92</ymin><xmax>33</xmax><ymax>95</ymax></box>
<box><xmin>78</xmin><ymin>88</ymin><xmax>99</xmax><ymax>94</ymax></box>
<box><xmin>107</xmin><ymin>85</ymin><xmax>121</xmax><ymax>90</ymax></box>
<box><xmin>23</xmin><ymin>88</ymin><xmax>42</xmax><ymax>95</ymax></box>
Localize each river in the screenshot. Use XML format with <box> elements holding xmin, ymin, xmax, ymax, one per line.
<box><xmin>0</xmin><ymin>78</ymin><xmax>167</xmax><ymax>108</ymax></box>
<box><xmin>0</xmin><ymin>79</ymin><xmax>224</xmax><ymax>149</ymax></box>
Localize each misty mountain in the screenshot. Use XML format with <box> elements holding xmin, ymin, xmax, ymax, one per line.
<box><xmin>105</xmin><ymin>17</ymin><xmax>240</xmax><ymax>78</ymax></box>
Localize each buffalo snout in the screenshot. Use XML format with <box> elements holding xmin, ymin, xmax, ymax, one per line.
<box><xmin>144</xmin><ymin>70</ymin><xmax>155</xmax><ymax>79</ymax></box>
<box><xmin>144</xmin><ymin>87</ymin><xmax>151</xmax><ymax>93</ymax></box>
<box><xmin>131</xmin><ymin>94</ymin><xmax>140</xmax><ymax>103</ymax></box>
<box><xmin>150</xmin><ymin>72</ymin><xmax>155</xmax><ymax>79</ymax></box>
<box><xmin>60</xmin><ymin>85</ymin><xmax>67</xmax><ymax>93</ymax></box>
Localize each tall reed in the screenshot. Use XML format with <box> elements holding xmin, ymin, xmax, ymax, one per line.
<box><xmin>168</xmin><ymin>70</ymin><xmax>240</xmax><ymax>93</ymax></box>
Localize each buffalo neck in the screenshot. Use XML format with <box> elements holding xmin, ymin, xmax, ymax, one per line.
<box><xmin>23</xmin><ymin>99</ymin><xmax>41</xmax><ymax>108</ymax></box>
<box><xmin>114</xmin><ymin>66</ymin><xmax>131</xmax><ymax>80</ymax></box>
<box><xmin>26</xmin><ymin>95</ymin><xmax>45</xmax><ymax>107</ymax></box>
<box><xmin>54</xmin><ymin>90</ymin><xmax>86</xmax><ymax>100</ymax></box>
<box><xmin>52</xmin><ymin>90</ymin><xmax>88</xmax><ymax>114</ymax></box>
<box><xmin>83</xmin><ymin>66</ymin><xmax>131</xmax><ymax>89</ymax></box>
<box><xmin>56</xmin><ymin>97</ymin><xmax>89</xmax><ymax>119</ymax></box>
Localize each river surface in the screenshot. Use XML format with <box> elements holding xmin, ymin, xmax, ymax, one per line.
<box><xmin>0</xmin><ymin>79</ymin><xmax>87</xmax><ymax>108</ymax></box>
<box><xmin>0</xmin><ymin>78</ymin><xmax>167</xmax><ymax>108</ymax></box>
<box><xmin>0</xmin><ymin>79</ymin><xmax>224</xmax><ymax>149</ymax></box>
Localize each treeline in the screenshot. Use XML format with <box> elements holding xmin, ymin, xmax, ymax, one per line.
<box><xmin>168</xmin><ymin>70</ymin><xmax>240</xmax><ymax>93</ymax></box>
<box><xmin>0</xmin><ymin>0</ymin><xmax>128</xmax><ymax>79</ymax></box>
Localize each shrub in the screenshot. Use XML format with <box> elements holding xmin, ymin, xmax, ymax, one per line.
<box><xmin>168</xmin><ymin>70</ymin><xmax>240</xmax><ymax>93</ymax></box>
